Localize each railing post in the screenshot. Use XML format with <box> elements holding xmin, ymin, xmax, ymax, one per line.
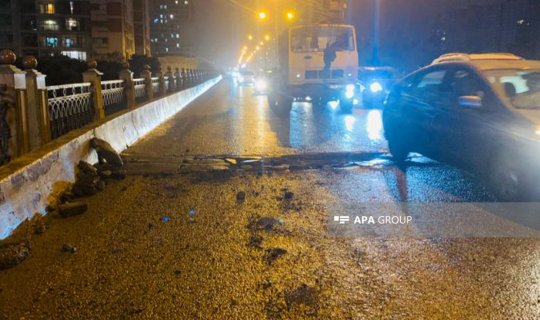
<box><xmin>165</xmin><ymin>66</ymin><xmax>173</xmax><ymax>93</ymax></box>
<box><xmin>82</xmin><ymin>59</ymin><xmax>105</xmax><ymax>120</ymax></box>
<box><xmin>158</xmin><ymin>67</ymin><xmax>167</xmax><ymax>96</ymax></box>
<box><xmin>181</xmin><ymin>68</ymin><xmax>187</xmax><ymax>90</ymax></box>
<box><xmin>188</xmin><ymin>68</ymin><xmax>193</xmax><ymax>88</ymax></box>
<box><xmin>22</xmin><ymin>56</ymin><xmax>50</xmax><ymax>150</ymax></box>
<box><xmin>119</xmin><ymin>62</ymin><xmax>136</xmax><ymax>109</ymax></box>
<box><xmin>0</xmin><ymin>50</ymin><xmax>28</xmax><ymax>162</ymax></box>
<box><xmin>141</xmin><ymin>64</ymin><xmax>153</xmax><ymax>100</ymax></box>
<box><xmin>174</xmin><ymin>67</ymin><xmax>181</xmax><ymax>92</ymax></box>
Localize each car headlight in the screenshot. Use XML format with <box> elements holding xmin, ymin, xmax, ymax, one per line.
<box><xmin>255</xmin><ymin>78</ymin><xmax>267</xmax><ymax>91</ymax></box>
<box><xmin>370</xmin><ymin>81</ymin><xmax>383</xmax><ymax>93</ymax></box>
<box><xmin>535</xmin><ymin>126</ymin><xmax>540</xmax><ymax>136</ymax></box>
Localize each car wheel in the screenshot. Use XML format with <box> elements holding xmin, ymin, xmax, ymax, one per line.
<box><xmin>387</xmin><ymin>134</ymin><xmax>410</xmax><ymax>163</ymax></box>
<box><xmin>489</xmin><ymin>157</ymin><xmax>525</xmax><ymax>201</ymax></box>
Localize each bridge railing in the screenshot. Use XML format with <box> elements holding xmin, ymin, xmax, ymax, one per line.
<box><xmin>0</xmin><ymin>49</ymin><xmax>218</xmax><ymax>165</ymax></box>
<box><xmin>47</xmin><ymin>83</ymin><xmax>93</xmax><ymax>139</ymax></box>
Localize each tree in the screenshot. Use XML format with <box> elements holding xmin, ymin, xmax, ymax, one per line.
<box><xmin>30</xmin><ymin>55</ymin><xmax>86</xmax><ymax>86</ymax></box>
<box><xmin>128</xmin><ymin>55</ymin><xmax>161</xmax><ymax>77</ymax></box>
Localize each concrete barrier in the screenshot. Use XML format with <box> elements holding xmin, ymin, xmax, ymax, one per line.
<box><xmin>0</xmin><ymin>76</ymin><xmax>222</xmax><ymax>239</ymax></box>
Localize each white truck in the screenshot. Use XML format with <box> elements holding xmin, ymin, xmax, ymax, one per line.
<box><xmin>268</xmin><ymin>24</ymin><xmax>359</xmax><ymax>113</ymax></box>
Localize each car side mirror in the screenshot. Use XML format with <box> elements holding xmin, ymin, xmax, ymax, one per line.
<box><xmin>458</xmin><ymin>95</ymin><xmax>482</xmax><ymax>109</ymax></box>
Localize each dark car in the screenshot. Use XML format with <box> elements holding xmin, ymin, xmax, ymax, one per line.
<box><xmin>359</xmin><ymin>66</ymin><xmax>399</xmax><ymax>108</ymax></box>
<box><xmin>383</xmin><ymin>53</ymin><xmax>540</xmax><ymax>200</ymax></box>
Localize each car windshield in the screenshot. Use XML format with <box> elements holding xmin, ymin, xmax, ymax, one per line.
<box><xmin>291</xmin><ymin>26</ymin><xmax>354</xmax><ymax>53</ymax></box>
<box><xmin>484</xmin><ymin>69</ymin><xmax>540</xmax><ymax>109</ymax></box>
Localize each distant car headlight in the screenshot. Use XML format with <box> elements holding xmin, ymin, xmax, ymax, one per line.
<box><xmin>370</xmin><ymin>81</ymin><xmax>383</xmax><ymax>93</ymax></box>
<box><xmin>255</xmin><ymin>78</ymin><xmax>267</xmax><ymax>91</ymax></box>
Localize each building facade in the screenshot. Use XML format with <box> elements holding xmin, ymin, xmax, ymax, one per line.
<box><xmin>0</xmin><ymin>0</ymin><xmax>150</xmax><ymax>61</ymax></box>
<box><xmin>90</xmin><ymin>0</ymin><xmax>135</xmax><ymax>60</ymax></box>
<box><xmin>133</xmin><ymin>0</ymin><xmax>152</xmax><ymax>56</ymax></box>
<box><xmin>150</xmin><ymin>0</ymin><xmax>193</xmax><ymax>56</ymax></box>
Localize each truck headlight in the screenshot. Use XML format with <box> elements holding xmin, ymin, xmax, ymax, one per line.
<box><xmin>345</xmin><ymin>84</ymin><xmax>355</xmax><ymax>99</ymax></box>
<box><xmin>370</xmin><ymin>81</ymin><xmax>383</xmax><ymax>93</ymax></box>
<box><xmin>255</xmin><ymin>78</ymin><xmax>267</xmax><ymax>91</ymax></box>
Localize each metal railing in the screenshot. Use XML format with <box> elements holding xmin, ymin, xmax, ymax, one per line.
<box><xmin>101</xmin><ymin>80</ymin><xmax>126</xmax><ymax>116</ymax></box>
<box><xmin>164</xmin><ymin>76</ymin><xmax>171</xmax><ymax>93</ymax></box>
<box><xmin>0</xmin><ymin>47</ymin><xmax>220</xmax><ymax>163</ymax></box>
<box><xmin>133</xmin><ymin>78</ymin><xmax>146</xmax><ymax>102</ymax></box>
<box><xmin>48</xmin><ymin>83</ymin><xmax>93</xmax><ymax>139</ymax></box>
<box><xmin>151</xmin><ymin>77</ymin><xmax>160</xmax><ymax>96</ymax></box>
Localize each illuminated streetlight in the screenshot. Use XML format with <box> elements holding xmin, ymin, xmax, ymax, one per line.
<box><xmin>248</xmin><ymin>34</ymin><xmax>253</xmax><ymax>41</ymax></box>
<box><xmin>286</xmin><ymin>10</ymin><xmax>295</xmax><ymax>21</ymax></box>
<box><xmin>264</xmin><ymin>34</ymin><xmax>271</xmax><ymax>41</ymax></box>
<box><xmin>258</xmin><ymin>11</ymin><xmax>267</xmax><ymax>20</ymax></box>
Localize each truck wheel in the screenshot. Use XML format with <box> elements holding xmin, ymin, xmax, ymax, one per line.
<box><xmin>273</xmin><ymin>96</ymin><xmax>292</xmax><ymax>116</ymax></box>
<box><xmin>340</xmin><ymin>99</ymin><xmax>353</xmax><ymax>114</ymax></box>
<box><xmin>267</xmin><ymin>95</ymin><xmax>276</xmax><ymax>107</ymax></box>
<box><xmin>311</xmin><ymin>96</ymin><xmax>326</xmax><ymax>108</ymax></box>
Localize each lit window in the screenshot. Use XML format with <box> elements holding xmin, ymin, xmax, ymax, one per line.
<box><xmin>42</xmin><ymin>19</ymin><xmax>59</xmax><ymax>31</ymax></box>
<box><xmin>40</xmin><ymin>3</ymin><xmax>55</xmax><ymax>14</ymax></box>
<box><xmin>45</xmin><ymin>36</ymin><xmax>58</xmax><ymax>47</ymax></box>
<box><xmin>64</xmin><ymin>37</ymin><xmax>76</xmax><ymax>48</ymax></box>
<box><xmin>62</xmin><ymin>51</ymin><xmax>87</xmax><ymax>60</ymax></box>
<box><xmin>66</xmin><ymin>18</ymin><xmax>79</xmax><ymax>31</ymax></box>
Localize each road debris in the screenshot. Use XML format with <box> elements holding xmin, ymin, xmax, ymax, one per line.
<box><xmin>90</xmin><ymin>138</ymin><xmax>124</xmax><ymax>167</ymax></box>
<box><xmin>264</xmin><ymin>247</ymin><xmax>287</xmax><ymax>265</ymax></box>
<box><xmin>236</xmin><ymin>191</ymin><xmax>246</xmax><ymax>203</ymax></box>
<box><xmin>285</xmin><ymin>284</ymin><xmax>318</xmax><ymax>311</ymax></box>
<box><xmin>58</xmin><ymin>202</ymin><xmax>88</xmax><ymax>218</ymax></box>
<box><xmin>61</xmin><ymin>244</ymin><xmax>77</xmax><ymax>254</ymax></box>
<box><xmin>0</xmin><ymin>242</ymin><xmax>31</xmax><ymax>270</ymax></box>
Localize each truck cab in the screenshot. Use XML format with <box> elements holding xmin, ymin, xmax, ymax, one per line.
<box><xmin>269</xmin><ymin>24</ymin><xmax>359</xmax><ymax>113</ymax></box>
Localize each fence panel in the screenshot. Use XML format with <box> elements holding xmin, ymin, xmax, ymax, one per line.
<box><xmin>48</xmin><ymin>83</ymin><xmax>93</xmax><ymax>139</ymax></box>
<box><xmin>101</xmin><ymin>80</ymin><xmax>126</xmax><ymax>116</ymax></box>
<box><xmin>133</xmin><ymin>78</ymin><xmax>147</xmax><ymax>102</ymax></box>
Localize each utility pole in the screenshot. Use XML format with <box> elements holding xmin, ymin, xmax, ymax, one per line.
<box><xmin>372</xmin><ymin>0</ymin><xmax>380</xmax><ymax>65</ymax></box>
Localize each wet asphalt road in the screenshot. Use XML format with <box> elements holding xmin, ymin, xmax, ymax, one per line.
<box><xmin>1</xmin><ymin>79</ymin><xmax>539</xmax><ymax>319</ymax></box>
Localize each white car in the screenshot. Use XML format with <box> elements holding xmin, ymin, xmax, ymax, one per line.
<box><xmin>237</xmin><ymin>70</ymin><xmax>255</xmax><ymax>86</ymax></box>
